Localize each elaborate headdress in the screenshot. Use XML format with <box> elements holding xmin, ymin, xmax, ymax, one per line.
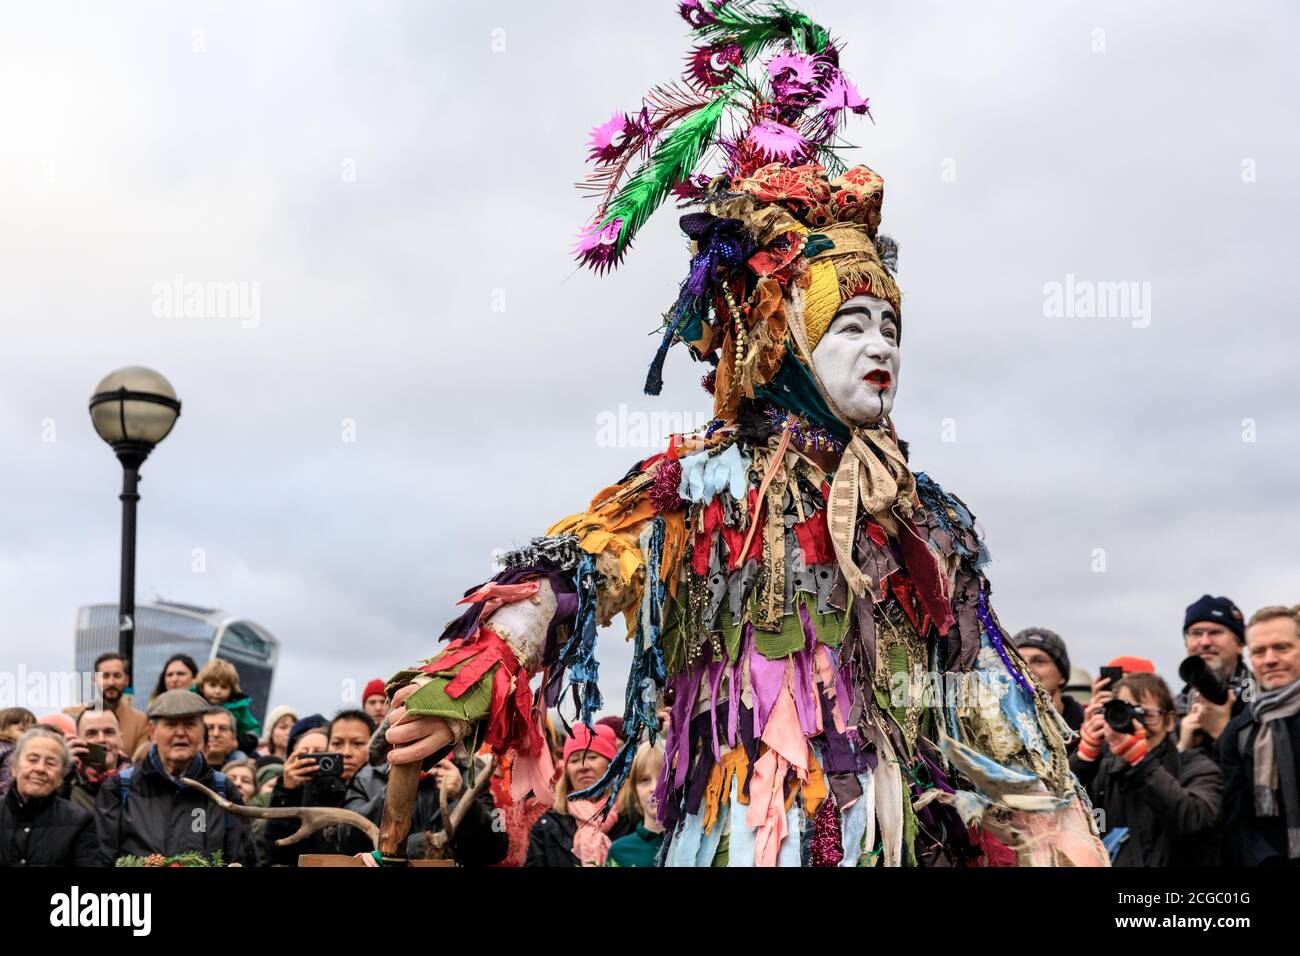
<box><xmin>573</xmin><ymin>0</ymin><xmax>901</xmax><ymax>424</ymax></box>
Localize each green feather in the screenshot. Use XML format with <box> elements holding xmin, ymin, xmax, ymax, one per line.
<box><xmin>597</xmin><ymin>92</ymin><xmax>733</xmax><ymax>263</ymax></box>
<box><xmin>693</xmin><ymin>2</ymin><xmax>830</xmax><ymax>59</ymax></box>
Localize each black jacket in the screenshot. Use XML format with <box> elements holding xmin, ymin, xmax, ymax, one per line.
<box><xmin>344</xmin><ymin>763</ymin><xmax>509</xmax><ymax>866</ymax></box>
<box><xmin>263</xmin><ymin>772</ymin><xmax>357</xmax><ymax>866</ymax></box>
<box><xmin>1218</xmin><ymin>707</ymin><xmax>1300</xmax><ymax>867</ymax></box>
<box><xmin>94</xmin><ymin>748</ymin><xmax>257</xmax><ymax>866</ymax></box>
<box><xmin>1071</xmin><ymin>736</ymin><xmax>1221</xmax><ymax>866</ymax></box>
<box><xmin>525</xmin><ymin>808</ymin><xmax>633</xmax><ymax>867</ymax></box>
<box><xmin>0</xmin><ymin>786</ymin><xmax>98</xmax><ymax>867</ymax></box>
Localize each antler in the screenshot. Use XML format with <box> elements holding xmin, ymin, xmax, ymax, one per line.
<box><xmin>180</xmin><ymin>777</ymin><xmax>381</xmax><ymax>850</ymax></box>
<box><xmin>426</xmin><ymin>755</ymin><xmax>496</xmax><ymax>858</ymax></box>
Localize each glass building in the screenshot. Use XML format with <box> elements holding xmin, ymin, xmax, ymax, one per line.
<box><xmin>74</xmin><ymin>601</ymin><xmax>279</xmax><ymax>724</ymax></box>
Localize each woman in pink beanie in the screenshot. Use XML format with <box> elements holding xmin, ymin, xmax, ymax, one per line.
<box><xmin>524</xmin><ymin>722</ymin><xmax>632</xmax><ymax>866</ymax></box>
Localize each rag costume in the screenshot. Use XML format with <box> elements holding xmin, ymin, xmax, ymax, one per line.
<box><xmin>387</xmin><ymin>1</ymin><xmax>1107</xmax><ymax>867</ymax></box>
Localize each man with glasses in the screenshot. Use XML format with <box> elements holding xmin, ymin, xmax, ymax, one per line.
<box><xmin>203</xmin><ymin>708</ymin><xmax>247</xmax><ymax>768</ymax></box>
<box><xmin>1175</xmin><ymin>595</ymin><xmax>1253</xmax><ymax>758</ymax></box>
<box><xmin>1072</xmin><ymin>672</ymin><xmax>1221</xmax><ymax>866</ymax></box>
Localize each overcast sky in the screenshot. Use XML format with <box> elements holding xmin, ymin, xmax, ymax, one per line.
<box><xmin>1</xmin><ymin>1</ymin><xmax>1296</xmax><ymax>723</ymax></box>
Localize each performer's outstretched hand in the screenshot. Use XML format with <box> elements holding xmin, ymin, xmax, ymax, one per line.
<box><xmin>384</xmin><ymin>679</ymin><xmax>459</xmax><ymax>765</ymax></box>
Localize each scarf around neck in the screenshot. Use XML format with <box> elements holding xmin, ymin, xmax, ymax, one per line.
<box><xmin>1249</xmin><ymin>677</ymin><xmax>1300</xmax><ymax>858</ymax></box>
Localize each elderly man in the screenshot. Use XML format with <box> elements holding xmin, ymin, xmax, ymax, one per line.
<box><xmin>1219</xmin><ymin>606</ymin><xmax>1300</xmax><ymax>866</ymax></box>
<box><xmin>1176</xmin><ymin>595</ymin><xmax>1252</xmax><ymax>757</ymax></box>
<box><xmin>63</xmin><ymin>652</ymin><xmax>149</xmax><ymax>757</ymax></box>
<box><xmin>94</xmin><ymin>689</ymin><xmax>257</xmax><ymax>866</ymax></box>
<box><xmin>65</xmin><ymin>707</ymin><xmax>130</xmax><ymax>812</ymax></box>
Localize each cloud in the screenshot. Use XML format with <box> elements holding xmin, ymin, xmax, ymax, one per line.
<box><xmin>1</xmin><ymin>1</ymin><xmax>1297</xmax><ymax>720</ymax></box>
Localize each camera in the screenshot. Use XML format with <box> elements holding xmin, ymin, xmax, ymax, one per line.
<box><xmin>1104</xmin><ymin>699</ymin><xmax>1148</xmax><ymax>733</ymax></box>
<box><xmin>1177</xmin><ymin>656</ymin><xmax>1244</xmax><ymax>706</ymax></box>
<box><xmin>305</xmin><ymin>752</ymin><xmax>344</xmax><ymax>777</ymax></box>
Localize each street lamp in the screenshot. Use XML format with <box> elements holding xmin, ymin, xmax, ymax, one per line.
<box><xmin>88</xmin><ymin>367</ymin><xmax>181</xmax><ymax>697</ymax></box>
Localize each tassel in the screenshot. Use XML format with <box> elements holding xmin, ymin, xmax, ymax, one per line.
<box><xmin>644</xmin><ymin>324</ymin><xmax>675</xmax><ymax>396</ymax></box>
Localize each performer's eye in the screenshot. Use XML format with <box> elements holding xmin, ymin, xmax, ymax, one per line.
<box><xmin>841</xmin><ymin>322</ymin><xmax>863</xmax><ymax>334</ymax></box>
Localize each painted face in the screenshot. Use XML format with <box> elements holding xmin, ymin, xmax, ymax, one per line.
<box><xmin>810</xmin><ymin>295</ymin><xmax>900</xmax><ymax>427</ymax></box>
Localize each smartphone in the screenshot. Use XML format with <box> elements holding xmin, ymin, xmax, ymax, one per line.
<box><xmin>83</xmin><ymin>742</ymin><xmax>108</xmax><ymax>771</ymax></box>
<box><xmin>302</xmin><ymin>752</ymin><xmax>344</xmax><ymax>778</ymax></box>
<box><xmin>1098</xmin><ymin>666</ymin><xmax>1123</xmax><ymax>687</ymax></box>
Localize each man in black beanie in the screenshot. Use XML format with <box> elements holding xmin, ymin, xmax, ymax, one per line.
<box><xmin>1176</xmin><ymin>594</ymin><xmax>1253</xmax><ymax>758</ymax></box>
<box><xmin>1011</xmin><ymin>627</ymin><xmax>1085</xmax><ymax>736</ymax></box>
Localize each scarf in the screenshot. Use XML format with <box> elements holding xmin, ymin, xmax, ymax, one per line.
<box><xmin>1248</xmin><ymin>677</ymin><xmax>1300</xmax><ymax>858</ymax></box>
<box><xmin>567</xmin><ymin>796</ymin><xmax>620</xmax><ymax>866</ymax></box>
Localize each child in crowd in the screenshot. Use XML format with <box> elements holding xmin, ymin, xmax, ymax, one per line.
<box><xmin>607</xmin><ymin>742</ymin><xmax>665</xmax><ymax>867</ymax></box>
<box><xmin>196</xmin><ymin>659</ymin><xmax>262</xmax><ymax>740</ymax></box>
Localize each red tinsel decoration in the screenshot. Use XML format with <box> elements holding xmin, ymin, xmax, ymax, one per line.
<box><xmin>701</xmin><ymin>369</ymin><xmax>717</xmax><ymax>394</ymax></box>
<box><xmin>811</xmin><ymin>795</ymin><xmax>844</xmax><ymax>866</ymax></box>
<box><xmin>649</xmin><ymin>458</ymin><xmax>686</xmax><ymax>513</ymax></box>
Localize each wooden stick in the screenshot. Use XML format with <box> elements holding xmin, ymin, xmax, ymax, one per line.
<box><xmin>378</xmin><ymin>761</ymin><xmax>422</xmax><ymax>860</ymax></box>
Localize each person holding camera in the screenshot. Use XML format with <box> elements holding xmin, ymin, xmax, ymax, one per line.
<box><xmin>1071</xmin><ymin>671</ymin><xmax>1221</xmax><ymax>866</ymax></box>
<box><xmin>64</xmin><ymin>707</ymin><xmax>130</xmax><ymax>812</ymax></box>
<box><xmin>263</xmin><ymin>709</ymin><xmax>376</xmax><ymax>865</ymax></box>
<box><xmin>1176</xmin><ymin>595</ymin><xmax>1252</xmax><ymax>758</ymax></box>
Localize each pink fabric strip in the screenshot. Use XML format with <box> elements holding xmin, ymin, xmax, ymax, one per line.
<box><xmin>457</xmin><ymin>581</ymin><xmax>541</xmax><ymax>622</ymax></box>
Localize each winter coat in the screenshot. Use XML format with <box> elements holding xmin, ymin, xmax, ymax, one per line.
<box><xmin>1071</xmin><ymin>736</ymin><xmax>1221</xmax><ymax>866</ymax></box>
<box><xmin>0</xmin><ymin>785</ymin><xmax>98</xmax><ymax>866</ymax></box>
<box><xmin>1218</xmin><ymin>707</ymin><xmax>1300</xmax><ymax>867</ymax></box>
<box><xmin>525</xmin><ymin>808</ymin><xmax>633</xmax><ymax>867</ymax></box>
<box><xmin>344</xmin><ymin>763</ymin><xmax>509</xmax><ymax>865</ymax></box>
<box><xmin>94</xmin><ymin>747</ymin><xmax>257</xmax><ymax>866</ymax></box>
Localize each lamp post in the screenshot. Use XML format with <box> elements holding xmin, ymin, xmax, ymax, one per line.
<box><xmin>88</xmin><ymin>367</ymin><xmax>181</xmax><ymax>697</ymax></box>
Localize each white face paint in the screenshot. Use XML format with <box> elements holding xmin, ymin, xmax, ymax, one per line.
<box><xmin>810</xmin><ymin>294</ymin><xmax>901</xmax><ymax>426</ymax></box>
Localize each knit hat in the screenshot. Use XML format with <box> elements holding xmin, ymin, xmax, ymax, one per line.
<box><xmin>259</xmin><ymin>704</ymin><xmax>298</xmax><ymax>747</ymax></box>
<box><xmin>286</xmin><ymin>713</ymin><xmax>327</xmax><ymax>753</ymax></box>
<box><xmin>1010</xmin><ymin>627</ymin><xmax>1070</xmax><ymax>682</ymax></box>
<box><xmin>562</xmin><ymin>723</ymin><xmax>620</xmax><ymax>765</ymax></box>
<box><xmin>362</xmin><ymin>679</ymin><xmax>387</xmax><ymax>703</ymax></box>
<box><xmin>38</xmin><ymin>712</ymin><xmax>77</xmax><ymax>737</ymax></box>
<box><xmin>255</xmin><ymin>762</ymin><xmax>283</xmax><ymax>790</ymax></box>
<box><xmin>595</xmin><ymin>715</ymin><xmax>626</xmax><ymax>741</ymax></box>
<box><xmin>1107</xmin><ymin>656</ymin><xmax>1156</xmax><ymax>675</ymax></box>
<box><xmin>1183</xmin><ymin>594</ymin><xmax>1246</xmax><ymax>644</ymax></box>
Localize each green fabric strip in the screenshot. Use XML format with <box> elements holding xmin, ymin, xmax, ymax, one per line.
<box><xmin>402</xmin><ymin>658</ymin><xmax>495</xmax><ymax>724</ymax></box>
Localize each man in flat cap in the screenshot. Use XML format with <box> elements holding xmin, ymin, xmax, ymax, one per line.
<box><xmin>94</xmin><ymin>689</ymin><xmax>257</xmax><ymax>866</ymax></box>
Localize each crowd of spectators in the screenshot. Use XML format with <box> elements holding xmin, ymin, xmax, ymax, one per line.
<box><xmin>2</xmin><ymin>593</ymin><xmax>1297</xmax><ymax>867</ymax></box>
